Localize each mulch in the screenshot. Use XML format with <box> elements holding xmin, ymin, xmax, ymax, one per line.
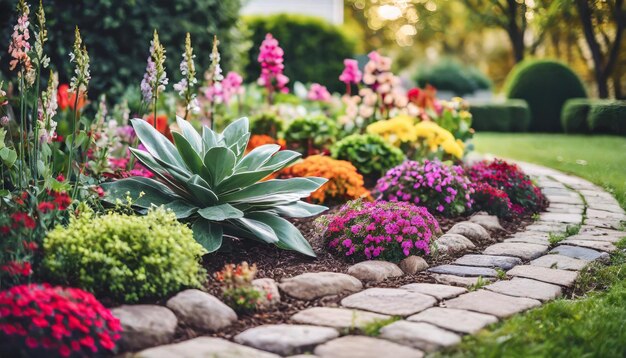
<box><xmin>174</xmin><ymin>204</ymin><xmax>536</xmax><ymax>342</ymax></box>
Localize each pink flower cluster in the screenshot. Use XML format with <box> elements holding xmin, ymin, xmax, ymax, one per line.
<box><xmin>339</xmin><ymin>59</ymin><xmax>362</xmax><ymax>86</ymax></box>
<box><xmin>307</xmin><ymin>83</ymin><xmax>331</xmax><ymax>102</ymax></box>
<box><xmin>257</xmin><ymin>34</ymin><xmax>289</xmax><ymax>94</ymax></box>
<box><xmin>8</xmin><ymin>10</ymin><xmax>32</xmax><ymax>72</ymax></box>
<box><xmin>375</xmin><ymin>160</ymin><xmax>474</xmax><ymax>217</ymax></box>
<box><xmin>205</xmin><ymin>71</ymin><xmax>244</xmax><ymax>104</ymax></box>
<box><xmin>0</xmin><ymin>284</ymin><xmax>121</xmax><ymax>357</ymax></box>
<box><xmin>325</xmin><ymin>200</ymin><xmax>440</xmax><ymax>262</ymax></box>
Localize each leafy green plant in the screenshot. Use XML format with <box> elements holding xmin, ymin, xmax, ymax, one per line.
<box><xmin>414</xmin><ymin>58</ymin><xmax>492</xmax><ymax>96</ymax></box>
<box><xmin>467</xmin><ymin>276</ymin><xmax>489</xmax><ymax>291</ymax></box>
<box><xmin>43</xmin><ymin>207</ymin><xmax>207</xmax><ymax>303</ymax></box>
<box><xmin>331</xmin><ymin>134</ymin><xmax>404</xmax><ymax>180</ymax></box>
<box><xmin>102</xmin><ymin>117</ymin><xmax>327</xmax><ymax>257</ymax></box>
<box><xmin>215</xmin><ymin>262</ymin><xmax>261</xmax><ymax>314</ymax></box>
<box><xmin>284</xmin><ymin>115</ymin><xmax>337</xmax><ymax>156</ymax></box>
<box><xmin>495</xmin><ymin>268</ymin><xmax>507</xmax><ymax>280</ymax></box>
<box><xmin>250</xmin><ymin>112</ymin><xmax>284</xmax><ymax>138</ymax></box>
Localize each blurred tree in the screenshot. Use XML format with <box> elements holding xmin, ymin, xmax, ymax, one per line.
<box><xmin>572</xmin><ymin>0</ymin><xmax>625</xmax><ymax>98</ymax></box>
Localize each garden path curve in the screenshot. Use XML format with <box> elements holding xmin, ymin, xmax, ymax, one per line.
<box><xmin>124</xmin><ymin>161</ymin><xmax>626</xmax><ymax>358</ymax></box>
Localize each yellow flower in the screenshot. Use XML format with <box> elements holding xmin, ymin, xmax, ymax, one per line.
<box><xmin>414</xmin><ymin>121</ymin><xmax>464</xmax><ymax>158</ymax></box>
<box><xmin>366</xmin><ymin>115</ymin><xmax>417</xmax><ymax>147</ymax></box>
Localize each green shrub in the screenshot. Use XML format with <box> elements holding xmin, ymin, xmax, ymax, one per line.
<box><xmin>250</xmin><ymin>112</ymin><xmax>284</xmax><ymax>138</ymax></box>
<box><xmin>244</xmin><ymin>14</ymin><xmax>356</xmax><ymax>93</ymax></box>
<box><xmin>414</xmin><ymin>59</ymin><xmax>492</xmax><ymax>96</ymax></box>
<box><xmin>43</xmin><ymin>207</ymin><xmax>207</xmax><ymax>303</ymax></box>
<box><xmin>505</xmin><ymin>59</ymin><xmax>587</xmax><ymax>132</ymax></box>
<box><xmin>470</xmin><ymin>100</ymin><xmax>530</xmax><ymax>132</ymax></box>
<box><xmin>284</xmin><ymin>115</ymin><xmax>337</xmax><ymax>155</ymax></box>
<box><xmin>561</xmin><ymin>98</ymin><xmax>593</xmax><ymax>133</ymax></box>
<box><xmin>0</xmin><ymin>0</ymin><xmax>244</xmax><ymax>99</ymax></box>
<box><xmin>331</xmin><ymin>134</ymin><xmax>405</xmax><ymax>180</ymax></box>
<box><xmin>588</xmin><ymin>100</ymin><xmax>626</xmax><ymax>135</ymax></box>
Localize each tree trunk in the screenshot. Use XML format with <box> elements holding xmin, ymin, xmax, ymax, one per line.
<box><xmin>506</xmin><ymin>0</ymin><xmax>525</xmax><ymax>62</ymax></box>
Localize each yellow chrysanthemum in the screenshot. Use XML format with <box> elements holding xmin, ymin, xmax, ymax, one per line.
<box><xmin>366</xmin><ymin>115</ymin><xmax>417</xmax><ymax>147</ymax></box>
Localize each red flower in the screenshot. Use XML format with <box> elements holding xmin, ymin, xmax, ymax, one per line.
<box><xmin>56</xmin><ymin>173</ymin><xmax>65</xmax><ymax>182</ymax></box>
<box><xmin>11</xmin><ymin>212</ymin><xmax>36</xmax><ymax>230</ymax></box>
<box><xmin>93</xmin><ymin>186</ymin><xmax>104</xmax><ymax>197</ymax></box>
<box><xmin>145</xmin><ymin>114</ymin><xmax>172</xmax><ymax>140</ymax></box>
<box><xmin>0</xmin><ymin>226</ymin><xmax>10</xmax><ymax>235</ymax></box>
<box><xmin>52</xmin><ymin>191</ymin><xmax>71</xmax><ymax>211</ymax></box>
<box><xmin>25</xmin><ymin>337</ymin><xmax>38</xmax><ymax>349</ymax></box>
<box><xmin>0</xmin><ymin>261</ymin><xmax>32</xmax><ymax>277</ymax></box>
<box><xmin>57</xmin><ymin>84</ymin><xmax>86</xmax><ymax>111</ymax></box>
<box><xmin>38</xmin><ymin>201</ymin><xmax>56</xmax><ymax>213</ymax></box>
<box><xmin>22</xmin><ymin>240</ymin><xmax>39</xmax><ymax>251</ymax></box>
<box><xmin>407</xmin><ymin>87</ymin><xmax>421</xmax><ymax>102</ymax></box>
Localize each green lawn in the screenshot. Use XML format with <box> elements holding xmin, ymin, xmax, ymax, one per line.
<box><xmin>439</xmin><ymin>133</ymin><xmax>626</xmax><ymax>358</ymax></box>
<box><xmin>473</xmin><ymin>133</ymin><xmax>626</xmax><ymax>209</ymax></box>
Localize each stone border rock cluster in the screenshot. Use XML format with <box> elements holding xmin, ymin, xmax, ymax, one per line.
<box><xmin>112</xmin><ymin>162</ymin><xmax>625</xmax><ymax>358</ymax></box>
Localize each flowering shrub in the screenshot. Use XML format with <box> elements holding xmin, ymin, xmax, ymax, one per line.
<box><xmin>250</xmin><ymin>112</ymin><xmax>284</xmax><ymax>138</ymax></box>
<box><xmin>246</xmin><ymin>134</ymin><xmax>286</xmax><ymax>153</ymax></box>
<box><xmin>331</xmin><ymin>134</ymin><xmax>405</xmax><ymax>180</ymax></box>
<box><xmin>375</xmin><ymin>160</ymin><xmax>474</xmax><ymax>217</ymax></box>
<box><xmin>414</xmin><ymin>121</ymin><xmax>465</xmax><ymax>160</ymax></box>
<box><xmin>472</xmin><ymin>183</ymin><xmax>513</xmax><ymax>218</ymax></box>
<box><xmin>0</xmin><ymin>188</ymin><xmax>72</xmax><ymax>287</ymax></box>
<box><xmin>467</xmin><ymin>159</ymin><xmax>545</xmax><ymax>214</ymax></box>
<box><xmin>284</xmin><ymin>115</ymin><xmax>337</xmax><ymax>156</ymax></box>
<box><xmin>323</xmin><ymin>200</ymin><xmax>441</xmax><ymax>262</ymax></box>
<box><xmin>279</xmin><ymin>155</ymin><xmax>369</xmax><ymax>204</ymax></box>
<box><xmin>215</xmin><ymin>262</ymin><xmax>262</xmax><ymax>314</ymax></box>
<box><xmin>0</xmin><ymin>284</ymin><xmax>121</xmax><ymax>357</ymax></box>
<box><xmin>43</xmin><ymin>207</ymin><xmax>207</xmax><ymax>303</ymax></box>
<box><xmin>307</xmin><ymin>83</ymin><xmax>331</xmax><ymax>102</ymax></box>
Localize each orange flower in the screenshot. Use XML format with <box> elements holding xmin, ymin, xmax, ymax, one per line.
<box><xmin>57</xmin><ymin>84</ymin><xmax>86</xmax><ymax>111</ymax></box>
<box><xmin>279</xmin><ymin>155</ymin><xmax>370</xmax><ymax>204</ymax></box>
<box><xmin>246</xmin><ymin>134</ymin><xmax>286</xmax><ymax>153</ymax></box>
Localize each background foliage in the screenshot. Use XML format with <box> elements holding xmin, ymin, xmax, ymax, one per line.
<box><xmin>0</xmin><ymin>0</ymin><xmax>245</xmax><ymax>100</ymax></box>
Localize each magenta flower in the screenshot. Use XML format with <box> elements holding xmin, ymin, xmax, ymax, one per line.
<box><xmin>339</xmin><ymin>59</ymin><xmax>362</xmax><ymax>85</ymax></box>
<box><xmin>307</xmin><ymin>83</ymin><xmax>331</xmax><ymax>102</ymax></box>
<box><xmin>257</xmin><ymin>33</ymin><xmax>289</xmax><ymax>97</ymax></box>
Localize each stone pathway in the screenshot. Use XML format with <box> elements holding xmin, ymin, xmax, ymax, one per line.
<box><xmin>116</xmin><ymin>162</ymin><xmax>625</xmax><ymax>357</ymax></box>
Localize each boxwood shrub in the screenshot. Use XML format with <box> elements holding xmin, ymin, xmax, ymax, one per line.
<box><xmin>470</xmin><ymin>100</ymin><xmax>530</xmax><ymax>132</ymax></box>
<box><xmin>414</xmin><ymin>59</ymin><xmax>492</xmax><ymax>96</ymax></box>
<box><xmin>561</xmin><ymin>99</ymin><xmax>593</xmax><ymax>133</ymax></box>
<box><xmin>505</xmin><ymin>59</ymin><xmax>587</xmax><ymax>132</ymax></box>
<box><xmin>43</xmin><ymin>207</ymin><xmax>207</xmax><ymax>303</ymax></box>
<box><xmin>588</xmin><ymin>101</ymin><xmax>626</xmax><ymax>135</ymax></box>
<box><xmin>331</xmin><ymin>133</ymin><xmax>405</xmax><ymax>181</ymax></box>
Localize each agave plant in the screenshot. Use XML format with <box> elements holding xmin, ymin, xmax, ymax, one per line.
<box><xmin>101</xmin><ymin>117</ymin><xmax>327</xmax><ymax>257</ymax></box>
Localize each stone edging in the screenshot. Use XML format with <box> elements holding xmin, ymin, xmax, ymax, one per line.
<box><xmin>115</xmin><ymin>162</ymin><xmax>626</xmax><ymax>358</ymax></box>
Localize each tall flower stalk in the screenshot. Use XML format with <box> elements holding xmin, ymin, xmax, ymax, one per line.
<box><xmin>66</xmin><ymin>27</ymin><xmax>90</xmax><ymax>185</ymax></box>
<box><xmin>140</xmin><ymin>30</ymin><xmax>167</xmax><ymax>128</ymax></box>
<box><xmin>174</xmin><ymin>33</ymin><xmax>198</xmax><ymax>120</ymax></box>
<box><xmin>7</xmin><ymin>0</ymin><xmax>33</xmax><ymax>189</ymax></box>
<box><xmin>205</xmin><ymin>35</ymin><xmax>223</xmax><ymax>129</ymax></box>
<box><xmin>30</xmin><ymin>0</ymin><xmax>50</xmax><ymax>180</ymax></box>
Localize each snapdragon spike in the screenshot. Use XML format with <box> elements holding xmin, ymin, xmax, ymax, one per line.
<box><xmin>140</xmin><ymin>30</ymin><xmax>167</xmax><ymax>114</ymax></box>
<box><xmin>8</xmin><ymin>0</ymin><xmax>34</xmax><ymax>84</ymax></box>
<box><xmin>174</xmin><ymin>33</ymin><xmax>199</xmax><ymax>118</ymax></box>
<box><xmin>68</xmin><ymin>27</ymin><xmax>90</xmax><ymax>97</ymax></box>
<box><xmin>257</xmin><ymin>33</ymin><xmax>289</xmax><ymax>101</ymax></box>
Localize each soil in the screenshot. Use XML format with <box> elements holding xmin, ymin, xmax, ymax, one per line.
<box><xmin>173</xmin><ymin>204</ymin><xmax>537</xmax><ymax>342</ymax></box>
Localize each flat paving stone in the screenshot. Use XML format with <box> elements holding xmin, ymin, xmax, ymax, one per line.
<box><xmin>401</xmin><ymin>283</ymin><xmax>467</xmax><ymax>300</ymax></box>
<box><xmin>566</xmin><ymin>234</ymin><xmax>622</xmax><ymax>243</ymax></box>
<box><xmin>585</xmin><ymin>218</ymin><xmax>623</xmax><ymax>230</ymax></box>
<box><xmin>432</xmin><ymin>274</ymin><xmax>494</xmax><ymax>287</ymax></box>
<box><xmin>428</xmin><ymin>264</ymin><xmax>498</xmax><ymax>277</ymax></box>
<box><xmin>347</xmin><ymin>261</ymin><xmax>403</xmax><ymax>283</ymax></box>
<box><xmin>586</xmin><ymin>209</ymin><xmax>626</xmax><ymax>221</ymax></box>
<box><xmin>135</xmin><ymin>337</ymin><xmax>280</xmax><ymax>358</ymax></box>
<box><xmin>530</xmin><ymin>254</ymin><xmax>588</xmax><ymax>271</ymax></box>
<box><xmin>546</xmin><ymin>206</ymin><xmax>584</xmax><ymax>215</ymax></box>
<box><xmin>551</xmin><ymin>245</ymin><xmax>610</xmax><ymax>262</ymax></box>
<box><xmin>483</xmin><ymin>242</ymin><xmax>548</xmax><ymax>260</ymax></box>
<box><xmin>545</xmin><ymin>195</ymin><xmax>583</xmax><ymax>205</ymax></box>
<box><xmin>560</xmin><ymin>238</ymin><xmax>617</xmax><ymax>252</ymax></box>
<box><xmin>379</xmin><ymin>321</ymin><xmax>461</xmax><ymax>352</ymax></box>
<box><xmin>539</xmin><ymin>212</ymin><xmax>582</xmax><ymax>224</ymax></box>
<box><xmin>290</xmin><ymin>307</ymin><xmax>390</xmax><ymax>330</ymax></box>
<box><xmin>407</xmin><ymin>307</ymin><xmax>498</xmax><ymax>334</ymax></box>
<box><xmin>506</xmin><ymin>265</ymin><xmax>578</xmax><ymax>287</ymax></box>
<box><xmin>503</xmin><ymin>236</ymin><xmax>550</xmax><ymax>246</ymax></box>
<box><xmin>454</xmin><ymin>254</ymin><xmax>522</xmax><ymax>270</ymax></box>
<box><xmin>234</xmin><ymin>324</ymin><xmax>338</xmax><ymax>356</ymax></box>
<box><xmin>279</xmin><ymin>272</ymin><xmax>362</xmax><ymax>300</ymax></box>
<box><xmin>485</xmin><ymin>277</ymin><xmax>562</xmax><ymax>302</ymax></box>
<box><xmin>341</xmin><ymin>288</ymin><xmax>436</xmax><ymax>316</ymax></box>
<box><xmin>525</xmin><ymin>223</ymin><xmax>568</xmax><ymax>233</ymax></box>
<box><xmin>443</xmin><ymin>290</ymin><xmax>541</xmax><ymax>318</ymax></box>
<box><xmin>314</xmin><ymin>336</ymin><xmax>424</xmax><ymax>358</ymax></box>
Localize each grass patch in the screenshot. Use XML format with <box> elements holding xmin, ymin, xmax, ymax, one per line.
<box><xmin>548</xmin><ymin>224</ymin><xmax>581</xmax><ymax>246</ymax></box>
<box><xmin>474</xmin><ymin>133</ymin><xmax>626</xmax><ymax>210</ymax></box>
<box><xmin>360</xmin><ymin>316</ymin><xmax>401</xmax><ymax>337</ymax></box>
<box><xmin>467</xmin><ymin>276</ymin><xmax>490</xmax><ymax>291</ymax></box>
